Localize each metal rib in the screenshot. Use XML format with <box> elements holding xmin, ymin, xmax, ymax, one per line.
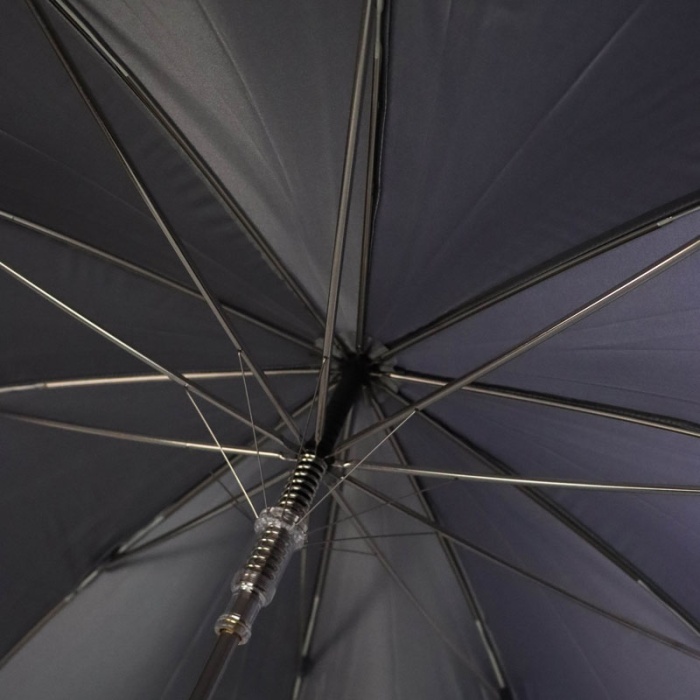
<box><xmin>0</xmin><ymin>410</ymin><xmax>293</xmax><ymax>460</ymax></box>
<box><xmin>116</xmin><ymin>391</ymin><xmax>321</xmax><ymax>555</ymax></box>
<box><xmin>291</xmin><ymin>486</ymin><xmax>340</xmax><ymax>700</ymax></box>
<box><xmin>26</xmin><ymin>0</ymin><xmax>301</xmax><ymax>442</ymax></box>
<box><xmin>0</xmin><ymin>367</ymin><xmax>319</xmax><ymax>396</ymax></box>
<box><xmin>380</xmin><ymin>196</ymin><xmax>700</xmax><ymax>360</ymax></box>
<box><xmin>366</xmin><ymin>393</ymin><xmax>508</xmax><ymax>692</ymax></box>
<box><xmin>349</xmin><ymin>462</ymin><xmax>700</xmax><ymax>495</ymax></box>
<box><xmin>47</xmin><ymin>0</ymin><xmax>328</xmax><ymax>334</ymax></box>
<box><xmin>0</xmin><ymin>209</ymin><xmax>318</xmax><ymax>353</ymax></box>
<box><xmin>0</xmin><ymin>257</ymin><xmax>291</xmax><ymax>448</ymax></box>
<box><xmin>0</xmin><ymin>562</ymin><xmax>105</xmax><ymax>672</ymax></box>
<box><xmin>355</xmin><ymin>0</ymin><xmax>384</xmax><ymax>354</ymax></box>
<box><xmin>345</xmin><ymin>476</ymin><xmax>700</xmax><ymax>662</ymax></box>
<box><xmin>315</xmin><ymin>0</ymin><xmax>374</xmax><ymax>444</ymax></box>
<box><xmin>381</xmin><ymin>386</ymin><xmax>700</xmax><ymax>636</ymax></box>
<box><xmin>386</xmin><ymin>370</ymin><xmax>700</xmax><ymax>441</ymax></box>
<box><xmin>337</xmin><ymin>234</ymin><xmax>700</xmax><ymax>453</ymax></box>
<box><xmin>331</xmin><ymin>489</ymin><xmax>500</xmax><ymax>696</ymax></box>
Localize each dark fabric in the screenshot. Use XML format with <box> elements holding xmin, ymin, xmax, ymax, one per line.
<box><xmin>0</xmin><ymin>465</ymin><xmax>330</xmax><ymax>700</ymax></box>
<box><xmin>299</xmin><ymin>402</ymin><xmax>494</xmax><ymax>699</ymax></box>
<box><xmin>71</xmin><ymin>0</ymin><xmax>371</xmax><ymax>336</ymax></box>
<box><xmin>3</xmin><ymin>0</ymin><xmax>700</xmax><ymax>697</ymax></box>
<box><xmin>368</xmin><ymin>0</ymin><xmax>700</xmax><ymax>341</ymax></box>
<box><xmin>49</xmin><ymin>8</ymin><xmax>322</xmax><ymax>339</ymax></box>
<box><xmin>485</xmin><ymin>247</ymin><xmax>700</xmax><ymax>423</ymax></box>
<box><xmin>404</xmin><ymin>388</ymin><xmax>700</xmax><ymax>627</ymax></box>
<box><xmin>394</xmin><ymin>208</ymin><xmax>700</xmax><ymax>386</ymax></box>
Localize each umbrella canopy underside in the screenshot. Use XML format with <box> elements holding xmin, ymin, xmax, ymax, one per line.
<box><xmin>3</xmin><ymin>1</ymin><xmax>700</xmax><ymax>698</ymax></box>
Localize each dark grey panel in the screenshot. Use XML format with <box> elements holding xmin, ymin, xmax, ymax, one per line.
<box><xmin>394</xmin><ymin>206</ymin><xmax>700</xmax><ymax>387</ymax></box>
<box><xmin>47</xmin><ymin>6</ymin><xmax>321</xmax><ymax>339</ymax></box>
<box><xmin>484</xmin><ymin>247</ymin><xmax>700</xmax><ymax>424</ymax></box>
<box><xmin>0</xmin><ymin>416</ymin><xmax>222</xmax><ymax>659</ymax></box>
<box><xmin>0</xmin><ymin>2</ymin><xmax>182</xmax><ymax>284</ymax></box>
<box><xmin>0</xmin><ymin>216</ymin><xmax>316</xmax><ymax>387</ymax></box>
<box><xmin>379</xmin><ymin>390</ymin><xmax>700</xmax><ymax>644</ymax></box>
<box><xmin>72</xmin><ymin>0</ymin><xmax>371</xmax><ymax>335</ymax></box>
<box><xmin>368</xmin><ymin>0</ymin><xmax>700</xmax><ymax>340</ymax></box>
<box><xmin>408</xmin><ymin>389</ymin><xmax>700</xmax><ymax>625</ymax></box>
<box><xmin>454</xmin><ymin>551</ymin><xmax>700</xmax><ymax>700</ymax></box>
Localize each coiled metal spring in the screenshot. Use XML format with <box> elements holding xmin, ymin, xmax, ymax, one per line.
<box><xmin>278</xmin><ymin>454</ymin><xmax>326</xmax><ymax>520</ymax></box>
<box><xmin>237</xmin><ymin>522</ymin><xmax>293</xmax><ymax>598</ymax></box>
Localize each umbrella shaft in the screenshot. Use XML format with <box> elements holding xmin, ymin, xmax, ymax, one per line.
<box><xmin>188</xmin><ymin>632</ymin><xmax>240</xmax><ymax>700</ymax></box>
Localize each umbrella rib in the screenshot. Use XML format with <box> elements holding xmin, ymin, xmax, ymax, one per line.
<box><xmin>116</xmin><ymin>390</ymin><xmax>320</xmax><ymax>555</ymax></box>
<box><xmin>47</xmin><ymin>0</ymin><xmax>329</xmax><ymax>336</ymax></box>
<box><xmin>0</xmin><ymin>209</ymin><xmax>319</xmax><ymax>354</ymax></box>
<box><xmin>0</xmin><ymin>367</ymin><xmax>319</xmax><ymax>396</ymax></box>
<box><xmin>0</xmin><ymin>409</ymin><xmax>292</xmax><ymax>460</ymax></box>
<box><xmin>314</xmin><ymin>0</ymin><xmax>374</xmax><ymax>445</ymax></box>
<box><xmin>366</xmin><ymin>391</ymin><xmax>511</xmax><ymax>692</ymax></box>
<box><xmin>349</xmin><ymin>462</ymin><xmax>700</xmax><ymax>495</ymax></box>
<box><xmin>331</xmin><ymin>488</ymin><xmax>501</xmax><ymax>697</ymax></box>
<box><xmin>379</xmin><ymin>194</ymin><xmax>700</xmax><ymax>359</ymax></box>
<box><xmin>345</xmin><ymin>476</ymin><xmax>700</xmax><ymax>663</ymax></box>
<box><xmin>0</xmin><ymin>258</ymin><xmax>292</xmax><ymax>448</ymax></box>
<box><xmin>25</xmin><ymin>1</ymin><xmax>302</xmax><ymax>442</ymax></box>
<box><xmin>305</xmin><ymin>532</ymin><xmax>435</xmax><ymax>546</ymax></box>
<box><xmin>355</xmin><ymin>0</ymin><xmax>385</xmax><ymax>354</ymax></box>
<box><xmin>337</xmin><ymin>234</ymin><xmax>700</xmax><ymax>453</ymax></box>
<box><xmin>387</xmin><ymin>369</ymin><xmax>700</xmax><ymax>442</ymax></box>
<box><xmin>304</xmin><ymin>410</ymin><xmax>415</xmax><ymax>522</ymax></box>
<box><xmin>186</xmin><ymin>392</ymin><xmax>258</xmax><ymax>518</ymax></box>
<box><xmin>236</xmin><ymin>352</ymin><xmax>268</xmax><ymax>508</ymax></box>
<box><xmin>291</xmin><ymin>477</ymin><xmax>342</xmax><ymax>698</ymax></box>
<box><xmin>383</xmin><ymin>387</ymin><xmax>700</xmax><ymax>636</ymax></box>
<box><xmin>307</xmin><ymin>478</ymin><xmax>456</xmax><ymax>540</ymax></box>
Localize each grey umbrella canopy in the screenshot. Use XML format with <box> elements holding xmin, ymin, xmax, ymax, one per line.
<box><xmin>3</xmin><ymin>0</ymin><xmax>700</xmax><ymax>698</ymax></box>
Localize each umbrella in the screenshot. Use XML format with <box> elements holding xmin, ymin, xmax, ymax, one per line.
<box><xmin>3</xmin><ymin>0</ymin><xmax>700</xmax><ymax>697</ymax></box>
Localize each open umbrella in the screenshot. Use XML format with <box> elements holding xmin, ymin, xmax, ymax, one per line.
<box><xmin>3</xmin><ymin>0</ymin><xmax>700</xmax><ymax>697</ymax></box>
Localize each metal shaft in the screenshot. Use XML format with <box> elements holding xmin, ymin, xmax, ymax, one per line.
<box><xmin>188</xmin><ymin>357</ymin><xmax>366</xmax><ymax>698</ymax></box>
<box><xmin>188</xmin><ymin>633</ymin><xmax>240</xmax><ymax>700</ymax></box>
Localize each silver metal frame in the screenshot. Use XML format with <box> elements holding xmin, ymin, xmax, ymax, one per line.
<box><xmin>367</xmin><ymin>392</ymin><xmax>509</xmax><ymax>693</ymax></box>
<box><xmin>26</xmin><ymin>0</ymin><xmax>301</xmax><ymax>442</ymax></box>
<box><xmin>0</xmin><ymin>257</ymin><xmax>292</xmax><ymax>449</ymax></box>
<box><xmin>0</xmin><ymin>209</ymin><xmax>318</xmax><ymax>353</ymax></box>
<box><xmin>386</xmin><ymin>370</ymin><xmax>700</xmax><ymax>442</ymax></box>
<box><xmin>350</xmin><ymin>461</ymin><xmax>700</xmax><ymax>495</ymax></box>
<box><xmin>380</xmin><ymin>386</ymin><xmax>700</xmax><ymax>636</ymax></box>
<box><xmin>345</xmin><ymin>476</ymin><xmax>700</xmax><ymax>661</ymax></box>
<box><xmin>337</xmin><ymin>234</ymin><xmax>700</xmax><ymax>452</ymax></box>
<box><xmin>314</xmin><ymin>0</ymin><xmax>374</xmax><ymax>445</ymax></box>
<box><xmin>0</xmin><ymin>367</ymin><xmax>319</xmax><ymax>396</ymax></box>
<box><xmin>0</xmin><ymin>410</ymin><xmax>293</xmax><ymax>460</ymax></box>
<box><xmin>331</xmin><ymin>488</ymin><xmax>500</xmax><ymax>697</ymax></box>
